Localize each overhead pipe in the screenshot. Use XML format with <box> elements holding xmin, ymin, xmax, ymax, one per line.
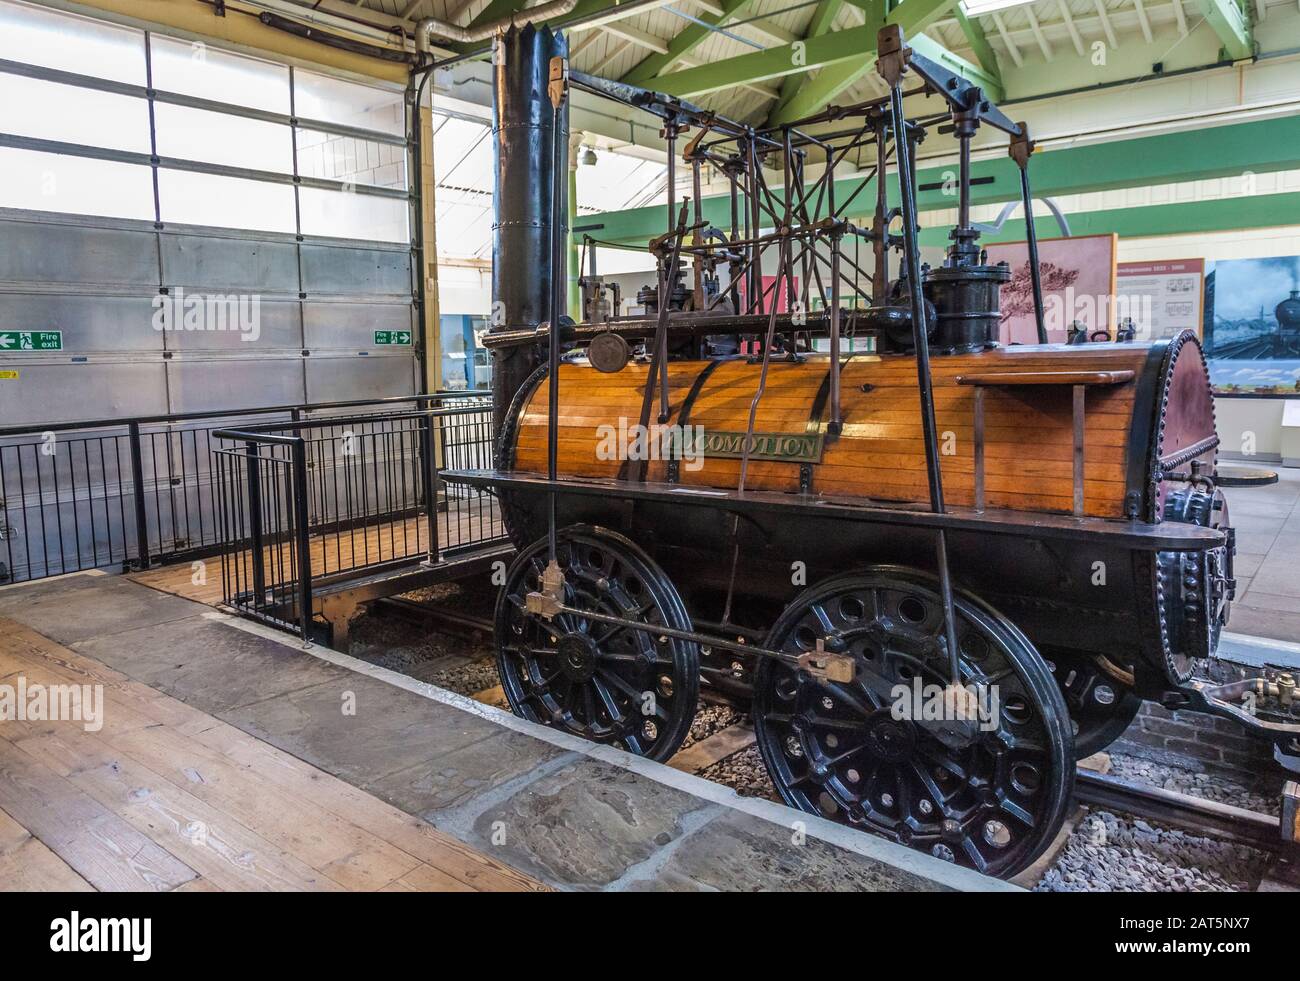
<box><xmin>416</xmin><ymin>0</ymin><xmax>578</xmax><ymax>52</ymax></box>
<box><xmin>237</xmin><ymin>0</ymin><xmax>410</xmax><ymax>47</ymax></box>
<box><xmin>256</xmin><ymin>13</ymin><xmax>414</xmax><ymax>63</ymax></box>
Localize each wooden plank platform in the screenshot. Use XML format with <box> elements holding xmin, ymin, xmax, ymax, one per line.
<box><xmin>130</xmin><ymin>499</ymin><xmax>505</xmax><ymax>608</ymax></box>
<box><xmin>0</xmin><ymin>617</ymin><xmax>546</xmax><ymax>893</ymax></box>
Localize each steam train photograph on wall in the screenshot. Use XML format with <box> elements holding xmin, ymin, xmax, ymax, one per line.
<box><xmin>442</xmin><ymin>23</ymin><xmax>1300</xmax><ymax>880</ymax></box>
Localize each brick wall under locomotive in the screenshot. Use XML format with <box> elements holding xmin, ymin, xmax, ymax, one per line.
<box><xmin>443</xmin><ymin>24</ymin><xmax>1295</xmax><ymax>880</ymax></box>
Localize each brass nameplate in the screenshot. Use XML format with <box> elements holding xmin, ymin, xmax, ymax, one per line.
<box><xmin>687</xmin><ymin>430</ymin><xmax>825</xmax><ymax>464</ymax></box>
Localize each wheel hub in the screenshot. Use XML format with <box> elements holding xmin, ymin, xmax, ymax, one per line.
<box><xmin>557</xmin><ymin>632</ymin><xmax>598</xmax><ymax>683</ymax></box>
<box><xmin>864</xmin><ymin>709</ymin><xmax>917</xmax><ymax>763</ymax></box>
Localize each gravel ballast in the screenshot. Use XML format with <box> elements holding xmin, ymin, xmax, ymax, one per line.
<box><xmin>682</xmin><ymin>703</ymin><xmax>743</xmax><ymax>749</ymax></box>
<box><xmin>1108</xmin><ymin>752</ymin><xmax>1280</xmax><ymax>817</ymax></box>
<box><xmin>1035</xmin><ymin>810</ymin><xmax>1271</xmax><ymax>892</ymax></box>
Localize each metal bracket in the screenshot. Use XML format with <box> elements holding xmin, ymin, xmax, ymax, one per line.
<box><xmin>547</xmin><ymin>56</ymin><xmax>569</xmax><ymax>110</ymax></box>
<box><xmin>798</xmin><ymin>638</ymin><xmax>856</xmax><ymax>684</ymax></box>
<box><xmin>525</xmin><ymin>559</ymin><xmax>566</xmax><ymax>620</ymax></box>
<box><xmin>876</xmin><ymin>25</ymin><xmax>1020</xmax><ymax>136</ymax></box>
<box><xmin>1009</xmin><ymin>123</ymin><xmax>1035</xmax><ymax>171</ymax></box>
<box><xmin>876</xmin><ymin>24</ymin><xmax>912</xmax><ymax>89</ymax></box>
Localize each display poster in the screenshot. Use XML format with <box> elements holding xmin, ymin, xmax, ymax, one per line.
<box><xmin>984</xmin><ymin>233</ymin><xmax>1118</xmax><ymax>345</ymax></box>
<box><xmin>1115</xmin><ymin>259</ymin><xmax>1204</xmax><ymax>340</ymax></box>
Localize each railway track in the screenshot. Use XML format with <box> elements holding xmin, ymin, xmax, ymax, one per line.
<box><xmin>382</xmin><ymin>598</ymin><xmax>1298</xmax><ymax>861</ymax></box>
<box><xmin>373</xmin><ymin>597</ymin><xmax>493</xmax><ymax>637</ymax></box>
<box><xmin>1074</xmin><ymin>769</ymin><xmax>1288</xmax><ymax>852</ymax></box>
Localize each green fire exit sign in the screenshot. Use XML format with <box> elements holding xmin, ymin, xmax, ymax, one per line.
<box><xmin>374</xmin><ymin>330</ymin><xmax>412</xmax><ymax>346</ymax></box>
<box><xmin>0</xmin><ymin>330</ymin><xmax>62</xmax><ymax>351</ymax></box>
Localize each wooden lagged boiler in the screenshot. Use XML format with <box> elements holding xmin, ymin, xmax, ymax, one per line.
<box><xmin>444</xmin><ymin>24</ymin><xmax>1297</xmax><ymax>880</ymax></box>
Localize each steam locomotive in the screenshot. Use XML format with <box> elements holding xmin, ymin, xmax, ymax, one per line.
<box><xmin>443</xmin><ymin>24</ymin><xmax>1298</xmax><ymax>879</ymax></box>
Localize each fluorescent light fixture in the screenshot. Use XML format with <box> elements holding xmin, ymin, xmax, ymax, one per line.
<box><xmin>959</xmin><ymin>0</ymin><xmax>1038</xmax><ymax>16</ymax></box>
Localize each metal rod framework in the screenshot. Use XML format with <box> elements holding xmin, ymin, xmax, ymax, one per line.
<box><xmin>521</xmin><ymin>30</ymin><xmax>1048</xmax><ymax>683</ymax></box>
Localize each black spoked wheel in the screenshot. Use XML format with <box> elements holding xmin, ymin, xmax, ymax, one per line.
<box><xmin>752</xmin><ymin>568</ymin><xmax>1074</xmax><ymax>880</ymax></box>
<box><xmin>1046</xmin><ymin>649</ymin><xmax>1142</xmax><ymax>760</ymax></box>
<box><xmin>495</xmin><ymin>526</ymin><xmax>699</xmax><ymax>762</ymax></box>
<box><xmin>1070</xmin><ymin>687</ymin><xmax>1141</xmax><ymax>760</ymax></box>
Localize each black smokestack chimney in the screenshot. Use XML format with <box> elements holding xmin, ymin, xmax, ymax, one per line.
<box><xmin>490</xmin><ymin>24</ymin><xmax>568</xmax><ymax>430</ymax></box>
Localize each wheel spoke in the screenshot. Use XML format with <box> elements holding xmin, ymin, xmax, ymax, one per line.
<box><xmin>915</xmin><ymin>743</ymin><xmax>970</xmax><ymax>783</ymax></box>
<box><xmin>597</xmin><ymin>667</ymin><xmax>667</xmax><ymax>721</ymax></box>
<box><xmin>785</xmin><ymin>765</ymin><xmax>820</xmax><ymax>789</ymax></box>
<box><xmin>825</xmin><ymin>684</ymin><xmax>877</xmax><ymax>720</ymax></box>
<box><xmin>823</xmin><ymin>742</ymin><xmax>868</xmax><ymax>768</ymax></box>
<box><xmin>891</xmin><ymin>766</ymin><xmax>909</xmax><ymax>816</ymax></box>
<box><xmin>592</xmin><ymin>620</ymin><xmax>626</xmax><ymax>644</ymax></box>
<box><xmin>854</xmin><ymin>680</ymin><xmax>886</xmax><ymax>711</ymax></box>
<box><xmin>807</xmin><ymin>713</ymin><xmax>868</xmax><ymax>734</ymax></box>
<box><xmin>502</xmin><ymin>644</ymin><xmax>554</xmax><ymax>659</ymax></box>
<box><xmin>959</xmin><ymin>834</ymin><xmax>989</xmax><ymax>874</ymax></box>
<box><xmin>592</xmin><ymin>676</ymin><xmax>625</xmax><ymax>724</ymax></box>
<box><xmin>908</xmin><ymin>762</ymin><xmax>956</xmax><ymax>816</ymax></box>
<box><xmin>1000</xmin><ymin>734</ymin><xmax>1049</xmax><ymax>756</ymax></box>
<box><xmin>809</xmin><ymin>603</ymin><xmax>836</xmax><ymax>634</ymax></box>
<box><xmin>998</xmin><ymin>795</ymin><xmax>1036</xmax><ymax>828</ymax></box>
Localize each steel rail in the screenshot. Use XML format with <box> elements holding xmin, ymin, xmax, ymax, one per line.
<box><xmin>375</xmin><ymin>596</ymin><xmax>494</xmax><ymax>635</ymax></box>
<box><xmin>1073</xmin><ymin>769</ymin><xmax>1286</xmax><ymax>851</ymax></box>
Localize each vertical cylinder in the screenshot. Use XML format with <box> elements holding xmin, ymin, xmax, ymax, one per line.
<box><xmin>490</xmin><ymin>24</ymin><xmax>569</xmax><ymax>430</ymax></box>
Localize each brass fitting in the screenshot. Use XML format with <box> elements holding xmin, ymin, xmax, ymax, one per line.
<box><xmin>1254</xmin><ymin>673</ymin><xmax>1296</xmax><ymax>709</ymax></box>
<box><xmin>798</xmin><ymin>638</ymin><xmax>855</xmax><ymax>684</ymax></box>
<box><xmin>525</xmin><ymin>559</ymin><xmax>566</xmax><ymax>620</ymax></box>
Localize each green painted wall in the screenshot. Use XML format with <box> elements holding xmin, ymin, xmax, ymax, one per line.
<box><xmin>915</xmin><ymin>192</ymin><xmax>1300</xmax><ymax>246</ymax></box>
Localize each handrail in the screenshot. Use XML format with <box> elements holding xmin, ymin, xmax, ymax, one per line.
<box><xmin>211</xmin><ymin>406</ymin><xmax>484</xmax><ymax>442</ymax></box>
<box><xmin>955</xmin><ymin>370</ymin><xmax>1136</xmax><ymax>387</ymax></box>
<box><xmin>213</xmin><ymin>431</ymin><xmax>304</xmax><ymax>446</ymax></box>
<box><xmin>0</xmin><ymin>390</ymin><xmax>489</xmax><ymax>438</ymax></box>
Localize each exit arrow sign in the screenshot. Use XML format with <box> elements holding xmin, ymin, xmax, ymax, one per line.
<box><xmin>0</xmin><ymin>330</ymin><xmax>62</xmax><ymax>351</ymax></box>
<box><xmin>374</xmin><ymin>330</ymin><xmax>412</xmax><ymax>346</ymax></box>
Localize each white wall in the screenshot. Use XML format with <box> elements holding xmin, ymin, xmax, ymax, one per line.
<box><xmin>436</xmin><ymin>263</ymin><xmax>491</xmax><ymax>316</ymax></box>
<box><xmin>1116</xmin><ymin>224</ymin><xmax>1300</xmax><ymax>266</ymax></box>
<box><xmin>1216</xmin><ymin>398</ymin><xmax>1286</xmax><ymax>462</ymax></box>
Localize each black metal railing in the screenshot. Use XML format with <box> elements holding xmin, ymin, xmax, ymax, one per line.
<box><xmin>212</xmin><ymin>401</ymin><xmax>504</xmax><ymax>636</ymax></box>
<box><xmin>0</xmin><ymin>392</ymin><xmax>487</xmax><ymax>586</ymax></box>
<box><xmin>213</xmin><ymin>432</ymin><xmax>314</xmax><ymax>637</ymax></box>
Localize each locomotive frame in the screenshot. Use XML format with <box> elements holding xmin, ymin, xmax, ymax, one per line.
<box><xmin>441</xmin><ymin>23</ymin><xmax>1300</xmax><ymax>879</ymax></box>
